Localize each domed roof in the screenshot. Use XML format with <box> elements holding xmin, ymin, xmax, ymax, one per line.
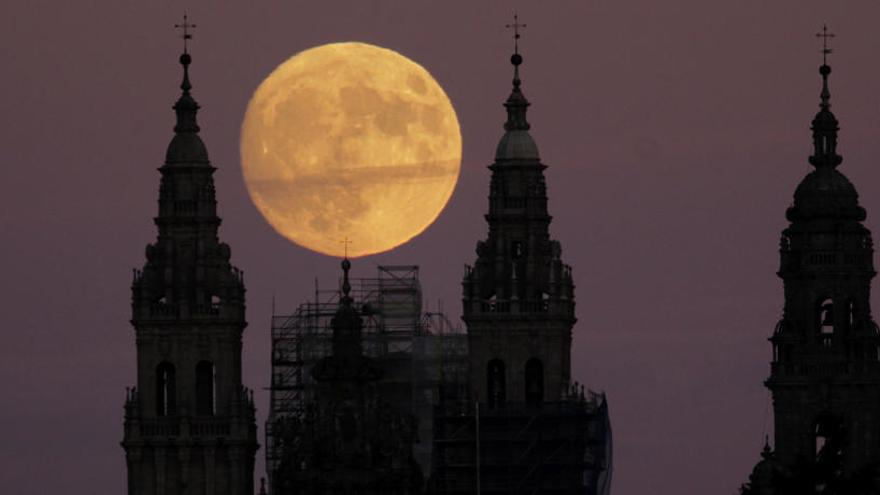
<box><xmin>786</xmin><ymin>62</ymin><xmax>865</xmax><ymax>222</ymax></box>
<box><xmin>165</xmin><ymin>133</ymin><xmax>209</xmax><ymax>165</ymax></box>
<box><xmin>495</xmin><ymin>129</ymin><xmax>540</xmax><ymax>161</ymax></box>
<box><xmin>494</xmin><ymin>37</ymin><xmax>541</xmax><ymax>162</ymax></box>
<box><xmin>164</xmin><ymin>51</ymin><xmax>209</xmax><ymax>166</ymax></box>
<box><xmin>787</xmin><ymin>168</ymin><xmax>865</xmax><ymax>221</ymax></box>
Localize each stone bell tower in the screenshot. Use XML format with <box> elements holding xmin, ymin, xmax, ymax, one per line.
<box><xmin>436</xmin><ymin>21</ymin><xmax>610</xmax><ymax>495</ymax></box>
<box><xmin>743</xmin><ymin>32</ymin><xmax>880</xmax><ymax>493</ymax></box>
<box><xmin>121</xmin><ymin>22</ymin><xmax>258</xmax><ymax>495</ymax></box>
<box><xmin>461</xmin><ymin>23</ymin><xmax>575</xmax><ymax>409</ymax></box>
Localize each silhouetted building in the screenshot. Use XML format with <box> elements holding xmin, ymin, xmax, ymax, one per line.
<box><xmin>265</xmin><ymin>265</ymin><xmax>467</xmax><ymax>494</ymax></box>
<box><xmin>431</xmin><ymin>36</ymin><xmax>612</xmax><ymax>495</ymax></box>
<box><xmin>122</xmin><ymin>45</ymin><xmax>258</xmax><ymax>495</ymax></box>
<box><xmin>270</xmin><ymin>260</ymin><xmax>428</xmax><ymax>494</ymax></box>
<box><xmin>742</xmin><ymin>57</ymin><xmax>880</xmax><ymax>493</ymax></box>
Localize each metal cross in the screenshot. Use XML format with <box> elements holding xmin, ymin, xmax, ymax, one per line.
<box><xmin>339</xmin><ymin>237</ymin><xmax>352</xmax><ymax>259</ymax></box>
<box><xmin>175</xmin><ymin>14</ymin><xmax>197</xmax><ymax>54</ymax></box>
<box><xmin>506</xmin><ymin>13</ymin><xmax>526</xmax><ymax>54</ymax></box>
<box><xmin>816</xmin><ymin>24</ymin><xmax>835</xmax><ymax>65</ymax></box>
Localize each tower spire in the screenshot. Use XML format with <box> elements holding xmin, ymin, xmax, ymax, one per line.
<box><xmin>503</xmin><ymin>13</ymin><xmax>530</xmax><ymax>132</ymax></box>
<box><xmin>166</xmin><ymin>14</ymin><xmax>207</xmax><ymax>164</ymax></box>
<box><xmin>174</xmin><ymin>14</ymin><xmax>196</xmax><ymax>93</ymax></box>
<box><xmin>341</xmin><ymin>257</ymin><xmax>352</xmax><ymax>302</ymax></box>
<box><xmin>809</xmin><ymin>25</ymin><xmax>841</xmax><ymax>169</ymax></box>
<box><xmin>759</xmin><ymin>28</ymin><xmax>880</xmax><ymax>485</ymax></box>
<box><xmin>506</xmin><ymin>13</ymin><xmax>526</xmax><ymax>89</ymax></box>
<box><xmin>125</xmin><ymin>26</ymin><xmax>258</xmax><ymax>495</ymax></box>
<box><xmin>339</xmin><ymin>237</ymin><xmax>353</xmax><ymax>302</ymax></box>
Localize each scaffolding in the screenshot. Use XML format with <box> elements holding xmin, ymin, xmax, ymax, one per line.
<box><xmin>431</xmin><ymin>391</ymin><xmax>612</xmax><ymax>495</ymax></box>
<box><xmin>265</xmin><ymin>265</ymin><xmax>468</xmax><ymax>488</ymax></box>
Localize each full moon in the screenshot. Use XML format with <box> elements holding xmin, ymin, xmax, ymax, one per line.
<box><xmin>240</xmin><ymin>42</ymin><xmax>462</xmax><ymax>258</ymax></box>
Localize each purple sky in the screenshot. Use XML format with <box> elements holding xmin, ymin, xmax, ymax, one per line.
<box><xmin>2</xmin><ymin>2</ymin><xmax>879</xmax><ymax>494</ymax></box>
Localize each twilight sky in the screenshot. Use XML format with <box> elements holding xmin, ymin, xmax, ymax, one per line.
<box><xmin>2</xmin><ymin>2</ymin><xmax>880</xmax><ymax>494</ymax></box>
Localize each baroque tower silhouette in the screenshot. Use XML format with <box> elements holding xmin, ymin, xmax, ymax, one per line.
<box><xmin>461</xmin><ymin>21</ymin><xmax>574</xmax><ymax>409</ymax></box>
<box><xmin>432</xmin><ymin>20</ymin><xmax>611</xmax><ymax>495</ymax></box>
<box><xmin>743</xmin><ymin>42</ymin><xmax>880</xmax><ymax>492</ymax></box>
<box><xmin>121</xmin><ymin>36</ymin><xmax>258</xmax><ymax>495</ymax></box>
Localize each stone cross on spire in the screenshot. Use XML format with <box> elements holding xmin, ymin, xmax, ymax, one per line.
<box><xmin>339</xmin><ymin>237</ymin><xmax>352</xmax><ymax>260</ymax></box>
<box><xmin>816</xmin><ymin>23</ymin><xmax>835</xmax><ymax>65</ymax></box>
<box><xmin>506</xmin><ymin>13</ymin><xmax>526</xmax><ymax>56</ymax></box>
<box><xmin>814</xmin><ymin>24</ymin><xmax>836</xmax><ymax>113</ymax></box>
<box><xmin>174</xmin><ymin>13</ymin><xmax>197</xmax><ymax>54</ymax></box>
<box><xmin>505</xmin><ymin>13</ymin><xmax>526</xmax><ymax>87</ymax></box>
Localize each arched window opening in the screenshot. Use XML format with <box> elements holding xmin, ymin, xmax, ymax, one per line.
<box><xmin>196</xmin><ymin>361</ymin><xmax>216</xmax><ymax>416</ymax></box>
<box><xmin>525</xmin><ymin>358</ymin><xmax>544</xmax><ymax>405</ymax></box>
<box><xmin>511</xmin><ymin>241</ymin><xmax>525</xmax><ymax>259</ymax></box>
<box><xmin>818</xmin><ymin>298</ymin><xmax>834</xmax><ymax>347</ymax></box>
<box><xmin>156</xmin><ymin>362</ymin><xmax>176</xmax><ymax>417</ymax></box>
<box><xmin>487</xmin><ymin>359</ymin><xmax>506</xmax><ymax>410</ymax></box>
<box><xmin>814</xmin><ymin>415</ymin><xmax>843</xmax><ymax>478</ymax></box>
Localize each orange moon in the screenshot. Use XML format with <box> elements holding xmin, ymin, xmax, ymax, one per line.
<box><xmin>240</xmin><ymin>42</ymin><xmax>462</xmax><ymax>258</ymax></box>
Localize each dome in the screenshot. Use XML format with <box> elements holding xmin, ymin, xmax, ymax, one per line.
<box><xmin>165</xmin><ymin>133</ymin><xmax>209</xmax><ymax>165</ymax></box>
<box><xmin>787</xmin><ymin>168</ymin><xmax>865</xmax><ymax>221</ymax></box>
<box><xmin>495</xmin><ymin>129</ymin><xmax>540</xmax><ymax>161</ymax></box>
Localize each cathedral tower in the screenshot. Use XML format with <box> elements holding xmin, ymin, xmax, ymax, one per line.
<box><xmin>461</xmin><ymin>25</ymin><xmax>575</xmax><ymax>408</ymax></box>
<box><xmin>433</xmin><ymin>23</ymin><xmax>610</xmax><ymax>494</ymax></box>
<box><xmin>744</xmin><ymin>44</ymin><xmax>880</xmax><ymax>492</ymax></box>
<box><xmin>122</xmin><ymin>34</ymin><xmax>258</xmax><ymax>495</ymax></box>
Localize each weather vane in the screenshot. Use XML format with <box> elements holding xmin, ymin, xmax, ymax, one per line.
<box><xmin>506</xmin><ymin>13</ymin><xmax>526</xmax><ymax>55</ymax></box>
<box><xmin>175</xmin><ymin>14</ymin><xmax>197</xmax><ymax>54</ymax></box>
<box><xmin>816</xmin><ymin>23</ymin><xmax>835</xmax><ymax>65</ymax></box>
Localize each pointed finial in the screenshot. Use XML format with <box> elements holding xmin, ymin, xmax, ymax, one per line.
<box><xmin>815</xmin><ymin>25</ymin><xmax>835</xmax><ymax>111</ymax></box>
<box><xmin>501</xmin><ymin>14</ymin><xmax>531</xmax><ymax>132</ymax></box>
<box><xmin>505</xmin><ymin>13</ymin><xmax>527</xmax><ymax>87</ymax></box>
<box><xmin>819</xmin><ymin>65</ymin><xmax>831</xmax><ymax>112</ymax></box>
<box><xmin>174</xmin><ymin>14</ymin><xmax>197</xmax><ymax>93</ymax></box>
<box><xmin>340</xmin><ymin>238</ymin><xmax>352</xmax><ymax>299</ymax></box>
<box><xmin>761</xmin><ymin>436</ymin><xmax>773</xmax><ymax>458</ymax></box>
